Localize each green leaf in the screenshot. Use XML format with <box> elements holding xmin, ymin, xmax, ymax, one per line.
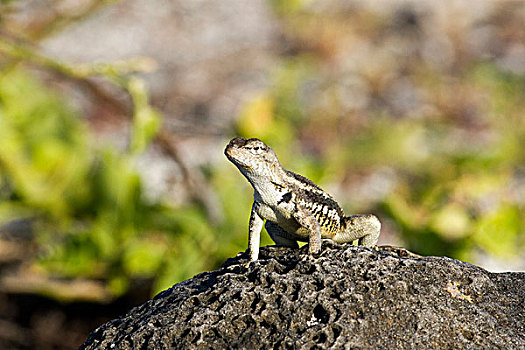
<box><xmin>473</xmin><ymin>205</ymin><xmax>521</xmax><ymax>258</ymax></box>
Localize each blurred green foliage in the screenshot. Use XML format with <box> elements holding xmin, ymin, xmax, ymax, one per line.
<box><xmin>0</xmin><ymin>68</ymin><xmax>182</xmax><ymax>296</ymax></box>
<box><xmin>0</xmin><ymin>66</ymin><xmax>269</xmax><ymax>299</ymax></box>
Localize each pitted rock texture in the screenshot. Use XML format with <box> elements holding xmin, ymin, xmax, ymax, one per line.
<box><xmin>80</xmin><ymin>241</ymin><xmax>525</xmax><ymax>349</ymax></box>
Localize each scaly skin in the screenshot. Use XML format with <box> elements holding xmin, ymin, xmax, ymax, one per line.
<box><xmin>225</xmin><ymin>137</ymin><xmax>381</xmax><ymax>261</ymax></box>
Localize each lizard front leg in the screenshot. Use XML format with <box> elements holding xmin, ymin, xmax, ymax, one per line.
<box><xmin>293</xmin><ymin>206</ymin><xmax>322</xmax><ymax>255</ymax></box>
<box><xmin>248</xmin><ymin>202</ymin><xmax>264</xmax><ymax>261</ymax></box>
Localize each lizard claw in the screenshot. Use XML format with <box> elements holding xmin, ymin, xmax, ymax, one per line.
<box><xmin>308</xmin><ymin>247</ymin><xmax>321</xmax><ymax>258</ymax></box>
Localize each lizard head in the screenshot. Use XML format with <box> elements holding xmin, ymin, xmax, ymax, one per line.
<box><xmin>225</xmin><ymin>137</ymin><xmax>280</xmax><ymax>177</ymax></box>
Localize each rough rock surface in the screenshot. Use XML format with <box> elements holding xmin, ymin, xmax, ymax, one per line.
<box><xmin>80</xmin><ymin>241</ymin><xmax>525</xmax><ymax>349</ymax></box>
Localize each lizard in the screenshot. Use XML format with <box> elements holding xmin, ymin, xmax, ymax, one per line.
<box><xmin>225</xmin><ymin>136</ymin><xmax>382</xmax><ymax>261</ymax></box>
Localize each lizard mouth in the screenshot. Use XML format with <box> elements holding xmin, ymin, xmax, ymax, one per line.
<box><xmin>224</xmin><ymin>137</ymin><xmax>246</xmax><ymax>159</ymax></box>
<box><xmin>225</xmin><ymin>138</ymin><xmax>251</xmax><ymax>170</ymax></box>
<box><xmin>226</xmin><ymin>152</ymin><xmax>251</xmax><ymax>170</ymax></box>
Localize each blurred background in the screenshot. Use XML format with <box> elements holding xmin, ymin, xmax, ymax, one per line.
<box><xmin>1</xmin><ymin>0</ymin><xmax>524</xmax><ymax>348</ymax></box>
